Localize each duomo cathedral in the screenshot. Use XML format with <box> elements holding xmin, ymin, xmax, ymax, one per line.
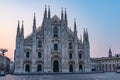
<box><xmin>14</xmin><ymin>6</ymin><xmax>91</xmax><ymax>74</ymax></box>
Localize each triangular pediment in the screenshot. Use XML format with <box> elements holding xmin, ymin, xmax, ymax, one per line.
<box><xmin>51</xmin><ymin>15</ymin><xmax>60</xmax><ymax>23</ymax></box>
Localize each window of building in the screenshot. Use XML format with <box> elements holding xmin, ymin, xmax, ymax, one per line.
<box><xmin>25</xmin><ymin>64</ymin><xmax>30</xmax><ymax>72</ymax></box>
<box><xmin>54</xmin><ymin>43</ymin><xmax>58</xmax><ymax>50</ymax></box>
<box><xmin>26</xmin><ymin>51</ymin><xmax>30</xmax><ymax>58</ymax></box>
<box><xmin>79</xmin><ymin>53</ymin><xmax>82</xmax><ymax>59</ymax></box>
<box><xmin>37</xmin><ymin>64</ymin><xmax>42</xmax><ymax>72</ymax></box>
<box><xmin>69</xmin><ymin>64</ymin><xmax>73</xmax><ymax>72</ymax></box>
<box><xmin>69</xmin><ymin>42</ymin><xmax>72</xmax><ymax>49</ymax></box>
<box><xmin>53</xmin><ymin>27</ymin><xmax>58</xmax><ymax>38</ymax></box>
<box><xmin>79</xmin><ymin>64</ymin><xmax>83</xmax><ymax>72</ymax></box>
<box><xmin>69</xmin><ymin>53</ymin><xmax>72</xmax><ymax>59</ymax></box>
<box><xmin>38</xmin><ymin>40</ymin><xmax>42</xmax><ymax>48</ymax></box>
<box><xmin>38</xmin><ymin>52</ymin><xmax>42</xmax><ymax>58</ymax></box>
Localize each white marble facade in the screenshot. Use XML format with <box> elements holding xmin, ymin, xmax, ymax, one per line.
<box><xmin>14</xmin><ymin>6</ymin><xmax>91</xmax><ymax>74</ymax></box>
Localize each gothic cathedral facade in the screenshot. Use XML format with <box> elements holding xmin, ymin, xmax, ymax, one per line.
<box><xmin>14</xmin><ymin>6</ymin><xmax>91</xmax><ymax>74</ymax></box>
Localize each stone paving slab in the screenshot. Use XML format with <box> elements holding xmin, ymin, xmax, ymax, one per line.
<box><xmin>0</xmin><ymin>72</ymin><xmax>120</xmax><ymax>80</ymax></box>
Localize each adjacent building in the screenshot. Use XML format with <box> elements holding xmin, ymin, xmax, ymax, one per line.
<box><xmin>9</xmin><ymin>61</ymin><xmax>14</xmax><ymax>74</ymax></box>
<box><xmin>0</xmin><ymin>54</ymin><xmax>4</xmax><ymax>72</ymax></box>
<box><xmin>14</xmin><ymin>6</ymin><xmax>91</xmax><ymax>74</ymax></box>
<box><xmin>5</xmin><ymin>56</ymin><xmax>10</xmax><ymax>73</ymax></box>
<box><xmin>0</xmin><ymin>53</ymin><xmax>10</xmax><ymax>73</ymax></box>
<box><xmin>91</xmin><ymin>48</ymin><xmax>120</xmax><ymax>72</ymax></box>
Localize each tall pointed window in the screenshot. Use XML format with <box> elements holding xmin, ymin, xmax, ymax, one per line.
<box><xmin>79</xmin><ymin>64</ymin><xmax>83</xmax><ymax>72</ymax></box>
<box><xmin>79</xmin><ymin>53</ymin><xmax>82</xmax><ymax>59</ymax></box>
<box><xmin>54</xmin><ymin>43</ymin><xmax>58</xmax><ymax>51</ymax></box>
<box><xmin>25</xmin><ymin>64</ymin><xmax>30</xmax><ymax>72</ymax></box>
<box><xmin>37</xmin><ymin>64</ymin><xmax>42</xmax><ymax>72</ymax></box>
<box><xmin>69</xmin><ymin>64</ymin><xmax>73</xmax><ymax>72</ymax></box>
<box><xmin>53</xmin><ymin>27</ymin><xmax>58</xmax><ymax>38</ymax></box>
<box><xmin>69</xmin><ymin>53</ymin><xmax>72</xmax><ymax>59</ymax></box>
<box><xmin>26</xmin><ymin>51</ymin><xmax>30</xmax><ymax>58</ymax></box>
<box><xmin>69</xmin><ymin>42</ymin><xmax>72</xmax><ymax>49</ymax></box>
<box><xmin>38</xmin><ymin>40</ymin><xmax>42</xmax><ymax>48</ymax></box>
<box><xmin>38</xmin><ymin>52</ymin><xmax>42</xmax><ymax>58</ymax></box>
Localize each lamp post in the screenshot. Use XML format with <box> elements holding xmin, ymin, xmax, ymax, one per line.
<box><xmin>0</xmin><ymin>48</ymin><xmax>8</xmax><ymax>74</ymax></box>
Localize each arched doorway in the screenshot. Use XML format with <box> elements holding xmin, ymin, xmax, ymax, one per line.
<box><xmin>37</xmin><ymin>64</ymin><xmax>42</xmax><ymax>72</ymax></box>
<box><xmin>25</xmin><ymin>64</ymin><xmax>30</xmax><ymax>72</ymax></box>
<box><xmin>79</xmin><ymin>64</ymin><xmax>83</xmax><ymax>72</ymax></box>
<box><xmin>69</xmin><ymin>64</ymin><xmax>73</xmax><ymax>72</ymax></box>
<box><xmin>53</xmin><ymin>61</ymin><xmax>59</xmax><ymax>72</ymax></box>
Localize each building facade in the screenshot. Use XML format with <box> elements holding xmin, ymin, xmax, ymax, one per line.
<box><xmin>9</xmin><ymin>61</ymin><xmax>14</xmax><ymax>74</ymax></box>
<box><xmin>0</xmin><ymin>53</ymin><xmax>10</xmax><ymax>73</ymax></box>
<box><xmin>91</xmin><ymin>48</ymin><xmax>120</xmax><ymax>72</ymax></box>
<box><xmin>14</xmin><ymin>6</ymin><xmax>91</xmax><ymax>74</ymax></box>
<box><xmin>0</xmin><ymin>54</ymin><xmax>4</xmax><ymax>72</ymax></box>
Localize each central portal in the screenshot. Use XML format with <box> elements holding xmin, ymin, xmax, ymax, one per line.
<box><xmin>53</xmin><ymin>61</ymin><xmax>59</xmax><ymax>72</ymax></box>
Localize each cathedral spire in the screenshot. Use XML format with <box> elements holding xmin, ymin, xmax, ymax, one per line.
<box><xmin>80</xmin><ymin>34</ymin><xmax>82</xmax><ymax>44</ymax></box>
<box><xmin>86</xmin><ymin>28</ymin><xmax>88</xmax><ymax>40</ymax></box>
<box><xmin>83</xmin><ymin>28</ymin><xmax>89</xmax><ymax>43</ymax></box>
<box><xmin>61</xmin><ymin>8</ymin><xmax>63</xmax><ymax>20</ymax></box>
<box><xmin>44</xmin><ymin>5</ymin><xmax>47</xmax><ymax>19</ymax></box>
<box><xmin>33</xmin><ymin>13</ymin><xmax>36</xmax><ymax>33</ymax></box>
<box><xmin>21</xmin><ymin>20</ymin><xmax>24</xmax><ymax>38</ymax></box>
<box><xmin>48</xmin><ymin>5</ymin><xmax>51</xmax><ymax>19</ymax></box>
<box><xmin>74</xmin><ymin>19</ymin><xmax>77</xmax><ymax>32</ymax></box>
<box><xmin>83</xmin><ymin>28</ymin><xmax>90</xmax><ymax>71</ymax></box>
<box><xmin>32</xmin><ymin>13</ymin><xmax>37</xmax><ymax>69</ymax></box>
<box><xmin>108</xmin><ymin>47</ymin><xmax>112</xmax><ymax>57</ymax></box>
<box><xmin>83</xmin><ymin>28</ymin><xmax>86</xmax><ymax>41</ymax></box>
<box><xmin>17</xmin><ymin>20</ymin><xmax>20</xmax><ymax>36</ymax></box>
<box><xmin>65</xmin><ymin>8</ymin><xmax>67</xmax><ymax>21</ymax></box>
<box><xmin>74</xmin><ymin>19</ymin><xmax>77</xmax><ymax>40</ymax></box>
<box><xmin>33</xmin><ymin>13</ymin><xmax>36</xmax><ymax>27</ymax></box>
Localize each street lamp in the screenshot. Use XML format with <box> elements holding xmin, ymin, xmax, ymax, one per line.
<box><xmin>0</xmin><ymin>48</ymin><xmax>8</xmax><ymax>74</ymax></box>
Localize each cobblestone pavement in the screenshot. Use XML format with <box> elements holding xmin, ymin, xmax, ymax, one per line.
<box><xmin>0</xmin><ymin>72</ymin><xmax>120</xmax><ymax>80</ymax></box>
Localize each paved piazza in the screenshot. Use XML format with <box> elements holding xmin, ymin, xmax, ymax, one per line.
<box><xmin>0</xmin><ymin>72</ymin><xmax>120</xmax><ymax>80</ymax></box>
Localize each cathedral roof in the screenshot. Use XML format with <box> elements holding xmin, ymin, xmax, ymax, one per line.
<box><xmin>51</xmin><ymin>15</ymin><xmax>60</xmax><ymax>23</ymax></box>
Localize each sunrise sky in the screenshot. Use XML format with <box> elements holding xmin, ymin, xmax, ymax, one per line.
<box><xmin>0</xmin><ymin>0</ymin><xmax>120</xmax><ymax>61</ymax></box>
